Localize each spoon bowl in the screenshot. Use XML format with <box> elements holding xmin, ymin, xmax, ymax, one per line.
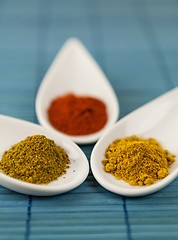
<box><xmin>91</xmin><ymin>88</ymin><xmax>178</xmax><ymax>197</ymax></box>
<box><xmin>36</xmin><ymin>38</ymin><xmax>119</xmax><ymax>144</ymax></box>
<box><xmin>0</xmin><ymin>115</ymin><xmax>89</xmax><ymax>196</ymax></box>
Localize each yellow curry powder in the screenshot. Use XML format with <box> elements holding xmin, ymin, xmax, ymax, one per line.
<box><xmin>0</xmin><ymin>135</ymin><xmax>70</xmax><ymax>184</ymax></box>
<box><xmin>102</xmin><ymin>135</ymin><xmax>175</xmax><ymax>186</ymax></box>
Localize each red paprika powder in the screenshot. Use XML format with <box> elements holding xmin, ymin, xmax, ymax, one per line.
<box><xmin>48</xmin><ymin>93</ymin><xmax>107</xmax><ymax>136</ymax></box>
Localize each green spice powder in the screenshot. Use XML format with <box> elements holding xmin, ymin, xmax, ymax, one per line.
<box><xmin>0</xmin><ymin>135</ymin><xmax>70</xmax><ymax>184</ymax></box>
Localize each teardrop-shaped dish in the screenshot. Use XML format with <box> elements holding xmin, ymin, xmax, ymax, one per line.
<box><xmin>91</xmin><ymin>87</ymin><xmax>178</xmax><ymax>197</ymax></box>
<box><xmin>0</xmin><ymin>115</ymin><xmax>89</xmax><ymax>196</ymax></box>
<box><xmin>35</xmin><ymin>38</ymin><xmax>119</xmax><ymax>144</ymax></box>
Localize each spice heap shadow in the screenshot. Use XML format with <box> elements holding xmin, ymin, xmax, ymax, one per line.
<box><xmin>102</xmin><ymin>135</ymin><xmax>175</xmax><ymax>186</ymax></box>
<box><xmin>48</xmin><ymin>93</ymin><xmax>107</xmax><ymax>136</ymax></box>
<box><xmin>0</xmin><ymin>135</ymin><xmax>70</xmax><ymax>184</ymax></box>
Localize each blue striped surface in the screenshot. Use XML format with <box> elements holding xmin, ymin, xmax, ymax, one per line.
<box><xmin>0</xmin><ymin>0</ymin><xmax>178</xmax><ymax>240</ymax></box>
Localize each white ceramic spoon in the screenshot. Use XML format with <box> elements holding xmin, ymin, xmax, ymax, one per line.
<box><xmin>0</xmin><ymin>115</ymin><xmax>89</xmax><ymax>196</ymax></box>
<box><xmin>91</xmin><ymin>87</ymin><xmax>178</xmax><ymax>197</ymax></box>
<box><xmin>35</xmin><ymin>38</ymin><xmax>119</xmax><ymax>144</ymax></box>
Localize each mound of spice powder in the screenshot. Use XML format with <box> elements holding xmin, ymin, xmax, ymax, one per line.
<box><xmin>0</xmin><ymin>135</ymin><xmax>70</xmax><ymax>184</ymax></box>
<box><xmin>48</xmin><ymin>93</ymin><xmax>107</xmax><ymax>136</ymax></box>
<box><xmin>102</xmin><ymin>135</ymin><xmax>175</xmax><ymax>186</ymax></box>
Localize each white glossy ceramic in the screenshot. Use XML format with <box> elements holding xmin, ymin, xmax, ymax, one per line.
<box><xmin>35</xmin><ymin>38</ymin><xmax>119</xmax><ymax>144</ymax></box>
<box><xmin>0</xmin><ymin>115</ymin><xmax>89</xmax><ymax>196</ymax></box>
<box><xmin>91</xmin><ymin>87</ymin><xmax>178</xmax><ymax>197</ymax></box>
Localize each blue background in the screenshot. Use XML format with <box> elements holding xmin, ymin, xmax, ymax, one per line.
<box><xmin>0</xmin><ymin>0</ymin><xmax>178</xmax><ymax>240</ymax></box>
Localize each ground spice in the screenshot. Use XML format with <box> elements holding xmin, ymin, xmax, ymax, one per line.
<box><xmin>102</xmin><ymin>135</ymin><xmax>175</xmax><ymax>186</ymax></box>
<box><xmin>0</xmin><ymin>135</ymin><xmax>70</xmax><ymax>184</ymax></box>
<box><xmin>48</xmin><ymin>93</ymin><xmax>107</xmax><ymax>136</ymax></box>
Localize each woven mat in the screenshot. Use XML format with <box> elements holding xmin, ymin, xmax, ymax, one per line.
<box><xmin>0</xmin><ymin>0</ymin><xmax>178</xmax><ymax>239</ymax></box>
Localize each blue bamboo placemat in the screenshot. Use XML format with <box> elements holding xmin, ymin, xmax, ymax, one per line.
<box><xmin>0</xmin><ymin>0</ymin><xmax>178</xmax><ymax>239</ymax></box>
